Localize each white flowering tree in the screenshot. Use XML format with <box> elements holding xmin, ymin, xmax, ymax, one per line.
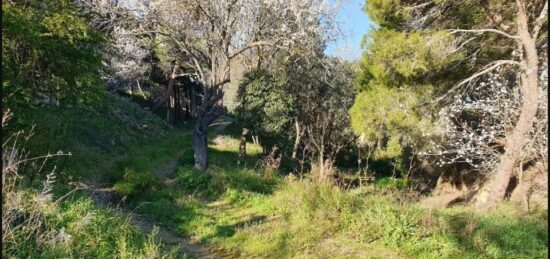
<box><xmin>83</xmin><ymin>0</ymin><xmax>341</xmax><ymax>170</ymax></box>
<box><xmin>106</xmin><ymin>25</ymin><xmax>151</xmax><ymax>97</ymax></box>
<box><xmin>421</xmin><ymin>53</ymin><xmax>547</xmax><ymax>173</ymax></box>
<box><xmin>399</xmin><ymin>0</ymin><xmax>548</xmax><ymax>211</ymax></box>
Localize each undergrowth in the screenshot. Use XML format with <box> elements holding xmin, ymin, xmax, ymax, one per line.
<box><xmin>2</xmin><ymin>109</ymin><xmax>178</xmax><ymax>258</ymax></box>
<box><xmin>117</xmin><ymin>128</ymin><xmax>549</xmax><ymax>258</ymax></box>
<box><xmin>7</xmin><ymin>97</ymin><xmax>547</xmax><ymax>258</ymax></box>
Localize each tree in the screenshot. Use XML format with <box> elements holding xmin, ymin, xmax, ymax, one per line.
<box><xmin>350</xmin><ymin>29</ymin><xmax>460</xmax><ymax>177</ymax></box>
<box><xmin>234</xmin><ymin>69</ymin><xmax>294</xmax><ymax>158</ymax></box>
<box><xmin>84</xmin><ymin>0</ymin><xmax>341</xmax><ymax>170</ymax></box>
<box><xmin>105</xmin><ymin>25</ymin><xmax>152</xmax><ymax>98</ymax></box>
<box><xmin>362</xmin><ymin>0</ymin><xmax>548</xmax><ymax>210</ymax></box>
<box><xmin>286</xmin><ymin>57</ymin><xmax>356</xmax><ymax>181</ymax></box>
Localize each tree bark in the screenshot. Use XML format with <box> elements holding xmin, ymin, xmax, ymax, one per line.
<box><xmin>238</xmin><ymin>127</ymin><xmax>249</xmax><ymax>164</ymax></box>
<box><xmin>193</xmin><ymin>120</ymin><xmax>209</xmax><ymax>170</ymax></box>
<box><xmin>192</xmin><ymin>83</ymin><xmax>225</xmax><ymax>170</ymax></box>
<box><xmin>167</xmin><ymin>94</ymin><xmax>175</xmax><ymax>123</ymax></box>
<box><xmin>151</xmin><ymin>60</ymin><xmax>180</xmax><ymax>112</ymax></box>
<box><xmin>318</xmin><ymin>151</ymin><xmax>325</xmax><ymax>182</ymax></box>
<box><xmin>292</xmin><ymin>118</ymin><xmax>303</xmax><ymax>159</ymax></box>
<box><xmin>476</xmin><ymin>1</ymin><xmax>540</xmax><ymax>211</ymax></box>
<box><xmin>136</xmin><ymin>80</ymin><xmax>147</xmax><ymax>99</ymax></box>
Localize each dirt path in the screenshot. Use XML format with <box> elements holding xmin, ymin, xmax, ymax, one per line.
<box><xmin>85</xmin><ymin>158</ymin><xmax>224</xmax><ymax>258</ymax></box>
<box><xmin>85</xmin><ymin>119</ymin><xmax>240</xmax><ymax>258</ymax></box>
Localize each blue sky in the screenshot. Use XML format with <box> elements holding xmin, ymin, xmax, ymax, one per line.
<box><xmin>325</xmin><ymin>0</ymin><xmax>375</xmax><ymax>61</ymax></box>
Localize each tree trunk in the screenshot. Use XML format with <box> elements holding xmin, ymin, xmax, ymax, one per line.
<box><xmin>193</xmin><ymin>120</ymin><xmax>208</xmax><ymax>170</ymax></box>
<box><xmin>152</xmin><ymin>60</ymin><xmax>180</xmax><ymax>112</ymax></box>
<box><xmin>184</xmin><ymin>85</ymin><xmax>191</xmax><ymax>121</ymax></box>
<box><xmin>476</xmin><ymin>3</ymin><xmax>540</xmax><ymax>211</ymax></box>
<box><xmin>239</xmin><ymin>127</ymin><xmax>249</xmax><ymax>162</ymax></box>
<box><xmin>191</xmin><ymin>84</ymin><xmax>225</xmax><ymax>170</ymax></box>
<box><xmin>318</xmin><ymin>151</ymin><xmax>325</xmax><ymax>182</ymax></box>
<box><xmin>292</xmin><ymin>118</ymin><xmax>303</xmax><ymax>159</ymax></box>
<box><xmin>173</xmin><ymin>84</ymin><xmax>180</xmax><ymax>124</ymax></box>
<box><xmin>167</xmin><ymin>94</ymin><xmax>175</xmax><ymax>123</ymax></box>
<box><xmin>191</xmin><ymin>85</ymin><xmax>197</xmax><ymax>117</ymax></box>
<box><xmin>136</xmin><ymin>80</ymin><xmax>147</xmax><ymax>99</ymax></box>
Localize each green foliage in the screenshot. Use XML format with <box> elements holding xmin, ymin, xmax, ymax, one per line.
<box><xmin>3</xmin><ymin>186</ymin><xmax>175</xmax><ymax>258</ymax></box>
<box><xmin>6</xmin><ymin>93</ymin><xmax>179</xmax><ymax>182</ymax></box>
<box><xmin>2</xmin><ymin>0</ymin><xmax>106</xmax><ymax>110</ymax></box>
<box><xmin>353</xmin><ymin>0</ymin><xmax>519</xmax><ymax>176</ymax></box>
<box><xmin>349</xmin><ymin>84</ymin><xmax>429</xmax><ymax>170</ymax></box>
<box><xmin>11</xmin><ymin>97</ymin><xmax>544</xmax><ymax>258</ymax></box>
<box><xmin>218</xmin><ymin>176</ymin><xmax>548</xmax><ymax>258</ymax></box>
<box><xmin>357</xmin><ymin>29</ymin><xmax>462</xmax><ymax>88</ymax></box>
<box><xmin>114</xmin><ymin>168</ymin><xmax>161</xmax><ymax>198</ymax></box>
<box><xmin>364</xmin><ymin>0</ymin><xmax>404</xmax><ymax>27</ymax></box>
<box><xmin>350</xmin><ymin>28</ymin><xmax>461</xmax><ymax>174</ymax></box>
<box><xmin>365</xmin><ymin>0</ymin><xmax>491</xmax><ymax>30</ymax></box>
<box><xmin>102</xmin><ymin>121</ymin><xmax>545</xmax><ymax>258</ymax></box>
<box><xmin>177</xmin><ymin>165</ymin><xmax>212</xmax><ymax>191</ymax></box>
<box><xmin>375</xmin><ymin>177</ymin><xmax>411</xmax><ymax>190</ymax></box>
<box><xmin>350</xmin><ymin>86</ymin><xmax>423</xmax><ymax>143</ymax></box>
<box><xmin>235</xmin><ymin>69</ymin><xmax>295</xmax><ymax>149</ymax></box>
<box><xmin>285</xmin><ymin>57</ymin><xmax>357</xmax><ymax>164</ymax></box>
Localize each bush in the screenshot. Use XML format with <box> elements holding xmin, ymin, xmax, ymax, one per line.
<box><xmin>176</xmin><ymin>166</ymin><xmax>212</xmax><ymax>191</ymax></box>
<box><xmin>2</xmin><ymin>0</ymin><xmax>106</xmax><ymax>110</ymax></box>
<box><xmin>113</xmin><ymin>168</ymin><xmax>161</xmax><ymax>198</ymax></box>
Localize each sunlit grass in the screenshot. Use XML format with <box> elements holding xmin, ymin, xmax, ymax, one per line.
<box><xmin>15</xmin><ymin>99</ymin><xmax>546</xmax><ymax>258</ymax></box>
<box><xmin>124</xmin><ymin>130</ymin><xmax>548</xmax><ymax>258</ymax></box>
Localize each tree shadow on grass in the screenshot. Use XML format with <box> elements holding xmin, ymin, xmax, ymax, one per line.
<box><xmin>175</xmin><ymin>143</ymin><xmax>279</xmax><ymax>201</ymax></box>
<box><xmin>215</xmin><ymin>215</ymin><xmax>269</xmax><ymax>238</ymax></box>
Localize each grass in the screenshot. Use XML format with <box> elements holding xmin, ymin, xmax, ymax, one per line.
<box><xmin>3</xmin><ymin>191</ymin><xmax>178</xmax><ymax>258</ymax></box>
<box><xmin>7</xmin><ymin>95</ymin><xmax>548</xmax><ymax>258</ymax></box>
<box><xmin>6</xmin><ymin>93</ymin><xmax>186</xmax><ymax>182</ymax></box>
<box><xmin>116</xmin><ymin>124</ymin><xmax>549</xmax><ymax>258</ymax></box>
<box><xmin>3</xmin><ymin>94</ymin><xmax>187</xmax><ymax>258</ymax></box>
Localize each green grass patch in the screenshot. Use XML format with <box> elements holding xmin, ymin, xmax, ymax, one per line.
<box><xmin>118</xmin><ymin>125</ymin><xmax>548</xmax><ymax>258</ymax></box>
<box><xmin>11</xmin><ymin>95</ymin><xmax>546</xmax><ymax>258</ymax></box>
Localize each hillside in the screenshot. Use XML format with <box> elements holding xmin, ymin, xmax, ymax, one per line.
<box><xmin>3</xmin><ymin>94</ymin><xmax>189</xmax><ymax>258</ymax></box>
<box><xmin>3</xmin><ymin>0</ymin><xmax>548</xmax><ymax>258</ymax></box>
<box><xmin>6</xmin><ymin>94</ymin><xmax>547</xmax><ymax>258</ymax></box>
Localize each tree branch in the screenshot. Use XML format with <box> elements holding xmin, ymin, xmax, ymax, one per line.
<box><xmin>481</xmin><ymin>0</ymin><xmax>512</xmax><ymax>32</ymax></box>
<box><xmin>228</xmin><ymin>40</ymin><xmax>288</xmax><ymax>59</ymax></box>
<box><xmin>533</xmin><ymin>0</ymin><xmax>548</xmax><ymax>38</ymax></box>
<box><xmin>450</xmin><ymin>29</ymin><xmax>520</xmax><ymax>40</ymax></box>
<box><xmin>434</xmin><ymin>60</ymin><xmax>523</xmax><ymax>103</ymax></box>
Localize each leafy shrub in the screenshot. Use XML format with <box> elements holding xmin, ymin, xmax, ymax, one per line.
<box><xmin>224</xmin><ymin>189</ymin><xmax>254</xmax><ymax>205</ymax></box>
<box><xmin>2</xmin><ymin>0</ymin><xmax>106</xmax><ymax>110</ymax></box>
<box><xmin>176</xmin><ymin>166</ymin><xmax>212</xmax><ymax>191</ymax></box>
<box><xmin>114</xmin><ymin>168</ymin><xmax>161</xmax><ymax>198</ymax></box>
